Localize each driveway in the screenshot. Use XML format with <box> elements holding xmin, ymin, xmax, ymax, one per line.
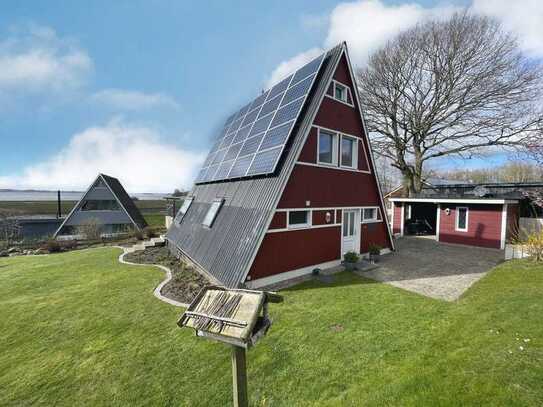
<box><xmin>362</xmin><ymin>237</ymin><xmax>504</xmax><ymax>301</ymax></box>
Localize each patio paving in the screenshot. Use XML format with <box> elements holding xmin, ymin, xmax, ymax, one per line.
<box><xmin>360</xmin><ymin>237</ymin><xmax>504</xmax><ymax>301</ymax></box>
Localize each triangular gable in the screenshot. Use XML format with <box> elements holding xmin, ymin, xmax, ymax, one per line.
<box><xmin>241</xmin><ymin>43</ymin><xmax>395</xmax><ymax>283</ymax></box>
<box><xmin>54</xmin><ymin>173</ymin><xmax>146</xmax><ymax>237</ymax></box>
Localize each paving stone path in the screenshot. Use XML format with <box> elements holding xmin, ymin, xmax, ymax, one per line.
<box><xmin>361</xmin><ymin>237</ymin><xmax>504</xmax><ymax>301</ymax></box>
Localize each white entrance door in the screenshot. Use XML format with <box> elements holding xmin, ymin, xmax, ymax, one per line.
<box><xmin>342</xmin><ymin>209</ymin><xmax>359</xmax><ymax>255</ymax></box>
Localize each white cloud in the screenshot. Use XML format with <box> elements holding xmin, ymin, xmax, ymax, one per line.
<box><xmin>90</xmin><ymin>89</ymin><xmax>181</xmax><ymax>111</ymax></box>
<box><xmin>266</xmin><ymin>47</ymin><xmax>323</xmax><ymax>88</ymax></box>
<box><xmin>472</xmin><ymin>0</ymin><xmax>543</xmax><ymax>58</ymax></box>
<box><xmin>0</xmin><ymin>24</ymin><xmax>92</xmax><ymax>93</ymax></box>
<box><xmin>0</xmin><ymin>120</ymin><xmax>205</xmax><ymax>192</ymax></box>
<box><xmin>324</xmin><ymin>0</ymin><xmax>460</xmax><ymax>66</ymax></box>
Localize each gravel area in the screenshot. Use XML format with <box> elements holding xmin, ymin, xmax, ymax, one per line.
<box><xmin>124</xmin><ymin>246</ymin><xmax>209</xmax><ymax>304</ymax></box>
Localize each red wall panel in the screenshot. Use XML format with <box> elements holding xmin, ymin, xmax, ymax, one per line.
<box><xmin>312</xmin><ymin>210</ymin><xmax>333</xmax><ymax>226</ymax></box>
<box><xmin>278</xmin><ymin>165</ymin><xmax>383</xmax><ymax>208</ymax></box>
<box><xmin>361</xmin><ymin>222</ymin><xmax>389</xmax><ymax>253</ymax></box>
<box><xmin>299</xmin><ymin>128</ymin><xmax>318</xmax><ymax>163</ymax></box>
<box><xmin>269</xmin><ymin>212</ymin><xmax>286</xmax><ymax>230</ymax></box>
<box><xmin>438</xmin><ymin>204</ymin><xmax>503</xmax><ymax>249</ymax></box>
<box><xmin>248</xmin><ymin>227</ymin><xmax>341</xmax><ymax>280</ymax></box>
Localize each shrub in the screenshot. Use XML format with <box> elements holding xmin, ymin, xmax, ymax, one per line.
<box><xmin>368</xmin><ymin>244</ymin><xmax>382</xmax><ymax>256</ymax></box>
<box><xmin>344</xmin><ymin>251</ymin><xmax>359</xmax><ymax>263</ymax></box>
<box><xmin>525</xmin><ymin>231</ymin><xmax>543</xmax><ymax>262</ymax></box>
<box><xmin>134</xmin><ymin>230</ymin><xmax>144</xmax><ymax>241</ymax></box>
<box><xmin>43</xmin><ymin>239</ymin><xmax>61</xmax><ymax>253</ymax></box>
<box><xmin>61</xmin><ymin>239</ymin><xmax>78</xmax><ymax>251</ymax></box>
<box><xmin>144</xmin><ymin>227</ymin><xmax>158</xmax><ymax>239</ymax></box>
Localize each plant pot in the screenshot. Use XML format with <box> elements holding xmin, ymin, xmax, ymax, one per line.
<box><xmin>343</xmin><ymin>261</ymin><xmax>358</xmax><ymax>271</ymax></box>
<box><xmin>369</xmin><ymin>253</ymin><xmax>380</xmax><ymax>263</ymax></box>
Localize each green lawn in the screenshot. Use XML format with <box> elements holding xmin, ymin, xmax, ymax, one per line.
<box><xmin>0</xmin><ymin>249</ymin><xmax>542</xmax><ymax>406</ymax></box>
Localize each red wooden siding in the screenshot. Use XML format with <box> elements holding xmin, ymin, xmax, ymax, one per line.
<box><xmin>247</xmin><ymin>52</ymin><xmax>392</xmax><ymax>282</ymax></box>
<box><xmin>506</xmin><ymin>204</ymin><xmax>519</xmax><ymax>242</ymax></box>
<box><xmin>313</xmin><ymin>210</ymin><xmax>334</xmax><ymax>225</ymax></box>
<box><xmin>358</xmin><ymin>140</ymin><xmax>369</xmax><ymax>172</ymax></box>
<box><xmin>278</xmin><ymin>165</ymin><xmax>384</xmax><ymax>208</ymax></box>
<box><xmin>438</xmin><ymin>204</ymin><xmax>503</xmax><ymax>249</ymax></box>
<box><xmin>269</xmin><ymin>212</ymin><xmax>286</xmax><ymax>230</ymax></box>
<box><xmin>392</xmin><ymin>203</ymin><xmax>402</xmax><ymax>234</ymax></box>
<box><xmin>298</xmin><ymin>127</ymin><xmax>318</xmax><ymax>163</ymax></box>
<box><xmin>248</xmin><ymin>227</ymin><xmax>341</xmax><ymax>280</ymax></box>
<box><xmin>360</xmin><ymin>222</ymin><xmax>389</xmax><ymax>253</ymax></box>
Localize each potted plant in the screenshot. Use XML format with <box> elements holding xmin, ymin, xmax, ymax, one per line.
<box><xmin>368</xmin><ymin>243</ymin><xmax>382</xmax><ymax>263</ymax></box>
<box><xmin>343</xmin><ymin>251</ymin><xmax>360</xmax><ymax>270</ymax></box>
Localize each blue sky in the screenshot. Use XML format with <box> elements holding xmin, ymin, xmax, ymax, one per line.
<box><xmin>0</xmin><ymin>0</ymin><xmax>540</xmax><ymax>192</ymax></box>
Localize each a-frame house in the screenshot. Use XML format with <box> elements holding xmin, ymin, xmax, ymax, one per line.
<box><xmin>166</xmin><ymin>42</ymin><xmax>394</xmax><ymax>288</ymax></box>
<box><xmin>54</xmin><ymin>173</ymin><xmax>147</xmax><ymax>238</ymax></box>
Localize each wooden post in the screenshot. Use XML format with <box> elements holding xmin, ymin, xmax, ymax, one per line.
<box><xmin>231</xmin><ymin>346</ymin><xmax>248</xmax><ymax>407</ymax></box>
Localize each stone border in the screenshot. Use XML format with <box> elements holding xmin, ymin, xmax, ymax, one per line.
<box><xmin>116</xmin><ymin>246</ymin><xmax>188</xmax><ymax>308</ymax></box>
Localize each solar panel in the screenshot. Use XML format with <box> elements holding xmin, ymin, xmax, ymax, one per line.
<box><xmin>196</xmin><ymin>51</ymin><xmax>325</xmax><ymax>183</ymax></box>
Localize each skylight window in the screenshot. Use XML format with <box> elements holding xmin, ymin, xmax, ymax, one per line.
<box><xmin>175</xmin><ymin>197</ymin><xmax>194</xmax><ymax>225</ymax></box>
<box><xmin>203</xmin><ymin>198</ymin><xmax>224</xmax><ymax>227</ymax></box>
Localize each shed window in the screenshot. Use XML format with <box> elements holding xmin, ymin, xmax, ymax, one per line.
<box><xmin>288</xmin><ymin>210</ymin><xmax>310</xmax><ymax>228</ymax></box>
<box><xmin>318</xmin><ymin>130</ymin><xmax>338</xmax><ymax>165</ymax></box>
<box><xmin>363</xmin><ymin>207</ymin><xmax>378</xmax><ymax>222</ymax></box>
<box><xmin>203</xmin><ymin>198</ymin><xmax>224</xmax><ymax>227</ymax></box>
<box><xmin>456</xmin><ymin>207</ymin><xmax>468</xmax><ymax>232</ymax></box>
<box><xmin>340</xmin><ymin>136</ymin><xmax>357</xmax><ymax>168</ymax></box>
<box><xmin>175</xmin><ymin>197</ymin><xmax>193</xmax><ymax>225</ymax></box>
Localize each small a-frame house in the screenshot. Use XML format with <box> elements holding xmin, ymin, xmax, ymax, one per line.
<box><xmin>166</xmin><ymin>42</ymin><xmax>394</xmax><ymax>288</ymax></box>
<box><xmin>54</xmin><ymin>174</ymin><xmax>147</xmax><ymax>238</ymax></box>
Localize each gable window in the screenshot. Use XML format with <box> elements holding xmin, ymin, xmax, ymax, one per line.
<box><xmin>456</xmin><ymin>207</ymin><xmax>469</xmax><ymax>232</ymax></box>
<box><xmin>202</xmin><ymin>198</ymin><xmax>224</xmax><ymax>227</ymax></box>
<box><xmin>288</xmin><ymin>210</ymin><xmax>310</xmax><ymax>229</ymax></box>
<box><xmin>318</xmin><ymin>129</ymin><xmax>338</xmax><ymax>165</ymax></box>
<box><xmin>81</xmin><ymin>200</ymin><xmax>119</xmax><ymax>211</ymax></box>
<box><xmin>340</xmin><ymin>136</ymin><xmax>358</xmax><ymax>168</ymax></box>
<box><xmin>328</xmin><ymin>80</ymin><xmax>353</xmax><ymax>105</ymax></box>
<box><xmin>175</xmin><ymin>197</ymin><xmax>194</xmax><ymax>225</ymax></box>
<box><xmin>362</xmin><ymin>207</ymin><xmax>378</xmax><ymax>222</ymax></box>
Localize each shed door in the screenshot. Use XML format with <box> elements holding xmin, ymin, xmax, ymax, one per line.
<box><xmin>342</xmin><ymin>209</ymin><xmax>359</xmax><ymax>255</ymax></box>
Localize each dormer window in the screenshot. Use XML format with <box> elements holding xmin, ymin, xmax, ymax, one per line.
<box><xmin>175</xmin><ymin>197</ymin><xmax>194</xmax><ymax>225</ymax></box>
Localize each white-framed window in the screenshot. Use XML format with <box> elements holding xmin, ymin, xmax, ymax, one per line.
<box><xmin>202</xmin><ymin>198</ymin><xmax>224</xmax><ymax>228</ymax></box>
<box><xmin>326</xmin><ymin>80</ymin><xmax>354</xmax><ymax>106</ymax></box>
<box><xmin>455</xmin><ymin>207</ymin><xmax>469</xmax><ymax>232</ymax></box>
<box><xmin>318</xmin><ymin>129</ymin><xmax>338</xmax><ymax>165</ymax></box>
<box><xmin>287</xmin><ymin>210</ymin><xmax>311</xmax><ymax>229</ymax></box>
<box><xmin>175</xmin><ymin>197</ymin><xmax>194</xmax><ymax>225</ymax></box>
<box><xmin>362</xmin><ymin>207</ymin><xmax>379</xmax><ymax>222</ymax></box>
<box><xmin>340</xmin><ymin>135</ymin><xmax>358</xmax><ymax>169</ymax></box>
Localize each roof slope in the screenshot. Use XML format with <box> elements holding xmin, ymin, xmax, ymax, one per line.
<box><xmin>166</xmin><ymin>44</ymin><xmax>344</xmax><ymax>288</ymax></box>
<box><xmin>101</xmin><ymin>174</ymin><xmax>147</xmax><ymax>229</ymax></box>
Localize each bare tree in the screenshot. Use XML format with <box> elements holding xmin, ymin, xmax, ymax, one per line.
<box><xmin>358</xmin><ymin>12</ymin><xmax>543</xmax><ymax>195</ymax></box>
<box><xmin>76</xmin><ymin>218</ymin><xmax>104</xmax><ymax>241</ymax></box>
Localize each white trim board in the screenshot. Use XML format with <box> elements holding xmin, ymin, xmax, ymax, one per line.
<box><xmin>500</xmin><ymin>204</ymin><xmax>508</xmax><ymax>250</ymax></box>
<box><xmin>246</xmin><ymin>259</ymin><xmax>341</xmax><ymax>289</ymax></box>
<box><xmin>390</xmin><ymin>198</ymin><xmax>518</xmax><ymax>204</ymax></box>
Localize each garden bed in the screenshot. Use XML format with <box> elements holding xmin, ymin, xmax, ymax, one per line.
<box><xmin>124</xmin><ymin>246</ymin><xmax>208</xmax><ymax>303</ymax></box>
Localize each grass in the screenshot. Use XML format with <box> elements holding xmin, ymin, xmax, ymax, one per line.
<box><xmin>0</xmin><ymin>250</ymin><xmax>542</xmax><ymax>406</ymax></box>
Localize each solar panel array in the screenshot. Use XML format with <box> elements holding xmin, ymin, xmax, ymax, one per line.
<box><xmin>195</xmin><ymin>52</ymin><xmax>325</xmax><ymax>184</ymax></box>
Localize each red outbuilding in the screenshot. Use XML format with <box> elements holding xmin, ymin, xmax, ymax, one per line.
<box><xmin>166</xmin><ymin>43</ymin><xmax>394</xmax><ymax>288</ymax></box>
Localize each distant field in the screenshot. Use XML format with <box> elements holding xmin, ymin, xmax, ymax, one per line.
<box><xmin>0</xmin><ymin>200</ymin><xmax>168</xmax><ymax>229</ymax></box>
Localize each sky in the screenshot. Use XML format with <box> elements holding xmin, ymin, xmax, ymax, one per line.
<box><xmin>1</xmin><ymin>0</ymin><xmax>542</xmax><ymax>192</ymax></box>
